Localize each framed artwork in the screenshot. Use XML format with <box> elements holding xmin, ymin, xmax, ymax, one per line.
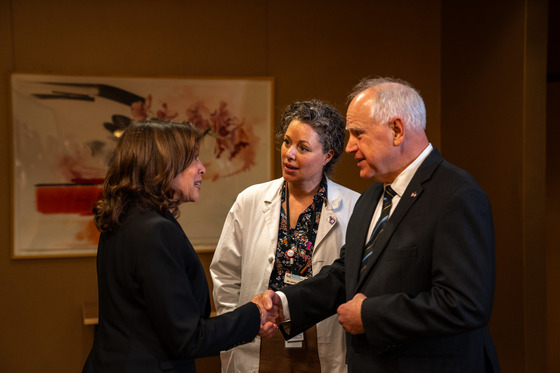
<box><xmin>10</xmin><ymin>73</ymin><xmax>274</xmax><ymax>258</ymax></box>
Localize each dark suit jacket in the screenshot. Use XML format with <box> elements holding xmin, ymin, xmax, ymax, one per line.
<box><xmin>281</xmin><ymin>148</ymin><xmax>500</xmax><ymax>372</ymax></box>
<box><xmin>83</xmin><ymin>208</ymin><xmax>259</xmax><ymax>373</ymax></box>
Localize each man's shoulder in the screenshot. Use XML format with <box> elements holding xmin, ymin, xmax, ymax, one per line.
<box><xmin>434</xmin><ymin>159</ymin><xmax>482</xmax><ymax>188</ymax></box>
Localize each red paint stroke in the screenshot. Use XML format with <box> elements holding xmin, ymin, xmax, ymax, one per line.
<box><xmin>35</xmin><ymin>185</ymin><xmax>103</xmax><ymax>215</ymax></box>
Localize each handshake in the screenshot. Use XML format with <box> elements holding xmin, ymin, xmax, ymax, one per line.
<box><xmin>249</xmin><ymin>290</ymin><xmax>367</xmax><ymax>338</ymax></box>
<box><xmin>250</xmin><ymin>290</ymin><xmax>285</xmax><ymax>338</ymax></box>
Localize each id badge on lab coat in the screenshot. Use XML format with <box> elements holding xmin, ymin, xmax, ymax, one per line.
<box><xmin>284</xmin><ymin>272</ymin><xmax>307</xmax><ymax>285</ymax></box>
<box><xmin>283</xmin><ymin>272</ymin><xmax>308</xmax><ymax>348</ymax></box>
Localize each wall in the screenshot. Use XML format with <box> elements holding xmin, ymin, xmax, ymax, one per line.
<box><xmin>1</xmin><ymin>1</ymin><xmax>555</xmax><ymax>372</ymax></box>
<box><xmin>546</xmin><ymin>2</ymin><xmax>560</xmax><ymax>371</ymax></box>
<box><xmin>0</xmin><ymin>1</ymin><xmax>442</xmax><ymax>372</ymax></box>
<box><xmin>546</xmin><ymin>81</ymin><xmax>560</xmax><ymax>372</ymax></box>
<box><xmin>441</xmin><ymin>0</ymin><xmax>549</xmax><ymax>372</ymax></box>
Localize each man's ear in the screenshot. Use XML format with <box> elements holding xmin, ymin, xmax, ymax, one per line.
<box><xmin>390</xmin><ymin>118</ymin><xmax>404</xmax><ymax>146</ymax></box>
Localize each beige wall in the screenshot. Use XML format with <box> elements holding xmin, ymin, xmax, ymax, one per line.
<box><xmin>0</xmin><ymin>0</ymin><xmax>554</xmax><ymax>372</ymax></box>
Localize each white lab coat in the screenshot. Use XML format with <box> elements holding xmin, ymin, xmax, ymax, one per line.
<box><xmin>210</xmin><ymin>177</ymin><xmax>360</xmax><ymax>373</ymax></box>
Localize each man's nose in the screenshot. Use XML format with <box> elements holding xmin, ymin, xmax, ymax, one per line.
<box><xmin>345</xmin><ymin>138</ymin><xmax>357</xmax><ymax>153</ymax></box>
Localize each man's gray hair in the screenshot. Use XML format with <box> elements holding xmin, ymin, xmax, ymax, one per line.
<box><xmin>348</xmin><ymin>77</ymin><xmax>426</xmax><ymax>130</ymax></box>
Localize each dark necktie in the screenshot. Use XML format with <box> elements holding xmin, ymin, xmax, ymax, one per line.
<box><xmin>361</xmin><ymin>185</ymin><xmax>396</xmax><ymax>271</ymax></box>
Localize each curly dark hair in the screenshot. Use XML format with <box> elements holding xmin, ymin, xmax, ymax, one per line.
<box><xmin>276</xmin><ymin>99</ymin><xmax>345</xmax><ymax>176</ymax></box>
<box><xmin>94</xmin><ymin>119</ymin><xmax>204</xmax><ymax>232</ymax></box>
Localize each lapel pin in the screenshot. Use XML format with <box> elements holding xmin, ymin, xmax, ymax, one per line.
<box><xmin>328</xmin><ymin>216</ymin><xmax>336</xmax><ymax>225</ymax></box>
<box><xmin>410</xmin><ymin>192</ymin><xmax>418</xmax><ymax>198</ymax></box>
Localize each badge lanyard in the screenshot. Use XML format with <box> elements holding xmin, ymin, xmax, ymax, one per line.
<box><xmin>285</xmin><ymin>182</ymin><xmax>315</xmax><ymax>275</ymax></box>
<box><xmin>284</xmin><ymin>181</ymin><xmax>312</xmax><ymax>348</ymax></box>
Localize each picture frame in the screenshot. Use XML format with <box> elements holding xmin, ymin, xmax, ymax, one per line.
<box><xmin>10</xmin><ymin>73</ymin><xmax>274</xmax><ymax>258</ymax></box>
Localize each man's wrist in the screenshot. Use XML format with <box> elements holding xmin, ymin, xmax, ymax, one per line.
<box><xmin>276</xmin><ymin>291</ymin><xmax>291</xmax><ymax>322</ymax></box>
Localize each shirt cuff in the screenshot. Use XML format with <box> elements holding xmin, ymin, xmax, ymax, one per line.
<box><xmin>276</xmin><ymin>291</ymin><xmax>291</xmax><ymax>321</ymax></box>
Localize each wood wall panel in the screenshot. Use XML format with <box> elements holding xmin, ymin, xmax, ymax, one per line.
<box><xmin>1</xmin><ymin>0</ymin><xmax>554</xmax><ymax>372</ymax></box>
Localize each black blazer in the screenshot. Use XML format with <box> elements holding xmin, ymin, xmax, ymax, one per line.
<box><xmin>83</xmin><ymin>209</ymin><xmax>259</xmax><ymax>373</ymax></box>
<box><xmin>281</xmin><ymin>148</ymin><xmax>500</xmax><ymax>372</ymax></box>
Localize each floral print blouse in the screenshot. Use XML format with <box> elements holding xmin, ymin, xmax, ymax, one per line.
<box><xmin>268</xmin><ymin>177</ymin><xmax>327</xmax><ymax>290</ymax></box>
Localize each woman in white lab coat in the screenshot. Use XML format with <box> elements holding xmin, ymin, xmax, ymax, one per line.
<box><xmin>211</xmin><ymin>100</ymin><xmax>360</xmax><ymax>373</ymax></box>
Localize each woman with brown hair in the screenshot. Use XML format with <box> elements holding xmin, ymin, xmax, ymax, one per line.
<box><xmin>83</xmin><ymin>119</ymin><xmax>277</xmax><ymax>373</ymax></box>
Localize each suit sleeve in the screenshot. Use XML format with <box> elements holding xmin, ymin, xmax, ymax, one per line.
<box><xmin>137</xmin><ymin>220</ymin><xmax>260</xmax><ymax>359</ymax></box>
<box><xmin>280</xmin><ymin>246</ymin><xmax>348</xmax><ymax>337</ymax></box>
<box><xmin>280</xmin><ymin>185</ymin><xmax>361</xmax><ymax>338</ymax></box>
<box><xmin>361</xmin><ymin>183</ymin><xmax>496</xmax><ymax>346</ymax></box>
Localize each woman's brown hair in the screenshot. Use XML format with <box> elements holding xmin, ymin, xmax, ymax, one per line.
<box><xmin>94</xmin><ymin>119</ymin><xmax>203</xmax><ymax>232</ymax></box>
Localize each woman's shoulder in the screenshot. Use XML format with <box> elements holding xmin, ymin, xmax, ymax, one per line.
<box><xmin>124</xmin><ymin>207</ymin><xmax>162</xmax><ymax>222</ymax></box>
<box><xmin>241</xmin><ymin>178</ymin><xmax>282</xmax><ymax>193</ymax></box>
<box><xmin>235</xmin><ymin>178</ymin><xmax>283</xmax><ymax>202</ymax></box>
<box><xmin>327</xmin><ymin>178</ymin><xmax>361</xmax><ymax>199</ymax></box>
<box><xmin>122</xmin><ymin>208</ymin><xmax>179</xmax><ymax>235</ymax></box>
<box><xmin>125</xmin><ymin>209</ymin><xmax>189</xmax><ymax>253</ymax></box>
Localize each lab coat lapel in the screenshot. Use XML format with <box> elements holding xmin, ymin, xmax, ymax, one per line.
<box><xmin>263</xmin><ymin>180</ymin><xmax>283</xmax><ymax>252</ymax></box>
<box><xmin>314</xmin><ymin>179</ymin><xmax>341</xmax><ymax>252</ymax></box>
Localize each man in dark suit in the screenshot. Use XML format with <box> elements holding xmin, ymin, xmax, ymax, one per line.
<box><xmin>272</xmin><ymin>77</ymin><xmax>500</xmax><ymax>372</ymax></box>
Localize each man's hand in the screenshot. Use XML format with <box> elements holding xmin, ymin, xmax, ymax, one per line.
<box><xmin>337</xmin><ymin>293</ymin><xmax>366</xmax><ymax>334</ymax></box>
<box><xmin>251</xmin><ymin>290</ymin><xmax>285</xmax><ymax>338</ymax></box>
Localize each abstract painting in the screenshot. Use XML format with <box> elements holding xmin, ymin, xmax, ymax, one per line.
<box><xmin>10</xmin><ymin>73</ymin><xmax>273</xmax><ymax>258</ymax></box>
